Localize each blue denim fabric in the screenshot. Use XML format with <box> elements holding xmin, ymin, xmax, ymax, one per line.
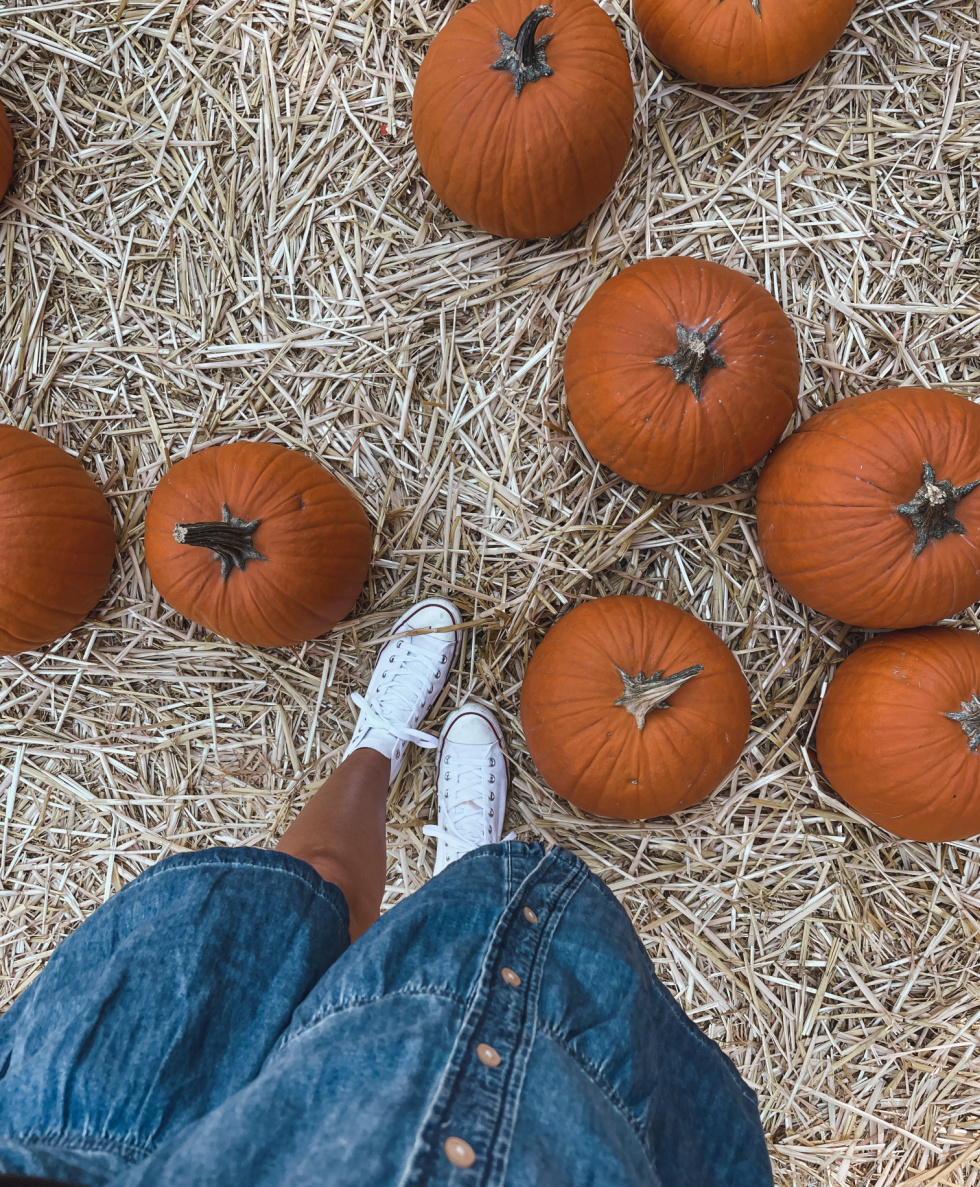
<box><xmin>0</xmin><ymin>842</ymin><xmax>771</xmax><ymax>1186</ymax></box>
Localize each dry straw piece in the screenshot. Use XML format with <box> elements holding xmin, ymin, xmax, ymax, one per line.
<box><xmin>0</xmin><ymin>1</ymin><xmax>978</xmax><ymax>1183</ymax></box>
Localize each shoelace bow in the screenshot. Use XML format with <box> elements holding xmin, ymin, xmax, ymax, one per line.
<box><xmin>352</xmin><ymin>635</ymin><xmax>448</xmax><ymax>750</ymax></box>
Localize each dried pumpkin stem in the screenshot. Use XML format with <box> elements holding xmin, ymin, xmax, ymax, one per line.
<box><xmin>614</xmin><ymin>663</ymin><xmax>704</xmax><ymax>730</ymax></box>
<box><xmin>946</xmin><ymin>694</ymin><xmax>980</xmax><ymax>751</ymax></box>
<box><xmin>173</xmin><ymin>503</ymin><xmax>266</xmax><ymax>581</ymax></box>
<box><xmin>655</xmin><ymin>322</ymin><xmax>726</xmax><ymax>400</ymax></box>
<box><xmin>491</xmin><ymin>6</ymin><xmax>554</xmax><ymax>98</ymax></box>
<box><xmin>896</xmin><ymin>461</ymin><xmax>980</xmax><ymax>557</ymax></box>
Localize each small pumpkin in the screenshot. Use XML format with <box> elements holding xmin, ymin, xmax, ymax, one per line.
<box><xmin>0</xmin><ymin>101</ymin><xmax>12</xmax><ymax>200</ymax></box>
<box><xmin>0</xmin><ymin>425</ymin><xmax>115</xmax><ymax>655</ymax></box>
<box><xmin>817</xmin><ymin>627</ymin><xmax>980</xmax><ymax>842</ymax></box>
<box><xmin>520</xmin><ymin>596</ymin><xmax>750</xmax><ymax>818</ymax></box>
<box><xmin>563</xmin><ymin>257</ymin><xmax>799</xmax><ymax>493</ymax></box>
<box><xmin>145</xmin><ymin>442</ymin><xmax>372</xmax><ymax>648</ymax></box>
<box><xmin>411</xmin><ymin>0</ymin><xmax>633</xmax><ymax>239</ymax></box>
<box><xmin>756</xmin><ymin>388</ymin><xmax>980</xmax><ymax>630</ymax></box>
<box><xmin>633</xmin><ymin>0</ymin><xmax>855</xmax><ymax>88</ymax></box>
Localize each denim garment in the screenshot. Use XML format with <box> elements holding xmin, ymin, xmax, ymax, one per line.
<box><xmin>0</xmin><ymin>842</ymin><xmax>771</xmax><ymax>1186</ymax></box>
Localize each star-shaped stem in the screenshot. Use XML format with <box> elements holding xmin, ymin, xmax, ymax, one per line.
<box><xmin>173</xmin><ymin>503</ymin><xmax>266</xmax><ymax>581</ymax></box>
<box><xmin>946</xmin><ymin>693</ymin><xmax>980</xmax><ymax>752</ymax></box>
<box><xmin>896</xmin><ymin>461</ymin><xmax>980</xmax><ymax>557</ymax></box>
<box><xmin>491</xmin><ymin>6</ymin><xmax>554</xmax><ymax>98</ymax></box>
<box><xmin>614</xmin><ymin>663</ymin><xmax>704</xmax><ymax>730</ymax></box>
<box><xmin>655</xmin><ymin>322</ymin><xmax>726</xmax><ymax>400</ymax></box>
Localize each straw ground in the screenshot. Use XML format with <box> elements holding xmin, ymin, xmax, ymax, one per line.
<box><xmin>1</xmin><ymin>0</ymin><xmax>979</xmax><ymax>1182</ymax></box>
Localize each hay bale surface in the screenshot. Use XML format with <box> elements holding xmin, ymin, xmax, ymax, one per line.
<box><xmin>1</xmin><ymin>1</ymin><xmax>979</xmax><ymax>1181</ymax></box>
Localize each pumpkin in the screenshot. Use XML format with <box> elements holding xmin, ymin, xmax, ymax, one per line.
<box><xmin>633</xmin><ymin>0</ymin><xmax>855</xmax><ymax>88</ymax></box>
<box><xmin>0</xmin><ymin>102</ymin><xmax>12</xmax><ymax>200</ymax></box>
<box><xmin>563</xmin><ymin>257</ymin><xmax>799</xmax><ymax>494</ymax></box>
<box><xmin>145</xmin><ymin>442</ymin><xmax>372</xmax><ymax>648</ymax></box>
<box><xmin>411</xmin><ymin>0</ymin><xmax>633</xmax><ymax>239</ymax></box>
<box><xmin>0</xmin><ymin>426</ymin><xmax>114</xmax><ymax>656</ymax></box>
<box><xmin>520</xmin><ymin>596</ymin><xmax>750</xmax><ymax>818</ymax></box>
<box><xmin>817</xmin><ymin>627</ymin><xmax>980</xmax><ymax>842</ymax></box>
<box><xmin>756</xmin><ymin>388</ymin><xmax>980</xmax><ymax>630</ymax></box>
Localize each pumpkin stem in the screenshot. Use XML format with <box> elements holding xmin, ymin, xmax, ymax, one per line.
<box><xmin>655</xmin><ymin>322</ymin><xmax>726</xmax><ymax>400</ymax></box>
<box><xmin>173</xmin><ymin>503</ymin><xmax>266</xmax><ymax>581</ymax></box>
<box><xmin>946</xmin><ymin>694</ymin><xmax>980</xmax><ymax>751</ymax></box>
<box><xmin>896</xmin><ymin>461</ymin><xmax>980</xmax><ymax>557</ymax></box>
<box><xmin>491</xmin><ymin>5</ymin><xmax>554</xmax><ymax>98</ymax></box>
<box><xmin>614</xmin><ymin>663</ymin><xmax>704</xmax><ymax>730</ymax></box>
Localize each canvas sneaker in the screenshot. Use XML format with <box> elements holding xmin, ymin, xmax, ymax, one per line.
<box><xmin>344</xmin><ymin>598</ymin><xmax>461</xmax><ymax>784</ymax></box>
<box><xmin>423</xmin><ymin>702</ymin><xmax>509</xmax><ymax>876</ymax></box>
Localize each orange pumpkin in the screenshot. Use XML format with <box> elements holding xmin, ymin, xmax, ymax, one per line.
<box><xmin>412</xmin><ymin>0</ymin><xmax>633</xmax><ymax>239</ymax></box>
<box><xmin>757</xmin><ymin>388</ymin><xmax>980</xmax><ymax>630</ymax></box>
<box><xmin>817</xmin><ymin>627</ymin><xmax>980</xmax><ymax>842</ymax></box>
<box><xmin>0</xmin><ymin>102</ymin><xmax>12</xmax><ymax>200</ymax></box>
<box><xmin>520</xmin><ymin>596</ymin><xmax>750</xmax><ymax>818</ymax></box>
<box><xmin>0</xmin><ymin>426</ymin><xmax>115</xmax><ymax>655</ymax></box>
<box><xmin>633</xmin><ymin>0</ymin><xmax>855</xmax><ymax>88</ymax></box>
<box><xmin>563</xmin><ymin>257</ymin><xmax>799</xmax><ymax>493</ymax></box>
<box><xmin>145</xmin><ymin>442</ymin><xmax>372</xmax><ymax>648</ymax></box>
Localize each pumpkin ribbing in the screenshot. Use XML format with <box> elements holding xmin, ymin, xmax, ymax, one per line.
<box><xmin>411</xmin><ymin>0</ymin><xmax>633</xmax><ymax>240</ymax></box>
<box><xmin>816</xmin><ymin>627</ymin><xmax>980</xmax><ymax>841</ymax></box>
<box><xmin>520</xmin><ymin>596</ymin><xmax>750</xmax><ymax>819</ymax></box>
<box><xmin>757</xmin><ymin>388</ymin><xmax>980</xmax><ymax>630</ymax></box>
<box><xmin>146</xmin><ymin>442</ymin><xmax>372</xmax><ymax>648</ymax></box>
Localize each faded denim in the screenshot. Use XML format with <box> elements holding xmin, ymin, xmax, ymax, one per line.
<box><xmin>0</xmin><ymin>842</ymin><xmax>771</xmax><ymax>1186</ymax></box>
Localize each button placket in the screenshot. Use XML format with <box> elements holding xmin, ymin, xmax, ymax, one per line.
<box><xmin>403</xmin><ymin>850</ymin><xmax>587</xmax><ymax>1185</ymax></box>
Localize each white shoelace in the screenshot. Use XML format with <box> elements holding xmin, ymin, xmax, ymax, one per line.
<box><xmin>353</xmin><ymin>636</ymin><xmax>449</xmax><ymax>749</ymax></box>
<box><xmin>423</xmin><ymin>742</ymin><xmax>498</xmax><ymax>852</ymax></box>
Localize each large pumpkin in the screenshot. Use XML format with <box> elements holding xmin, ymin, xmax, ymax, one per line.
<box><xmin>0</xmin><ymin>102</ymin><xmax>12</xmax><ymax>200</ymax></box>
<box><xmin>817</xmin><ymin>627</ymin><xmax>980</xmax><ymax>842</ymax></box>
<box><xmin>757</xmin><ymin>388</ymin><xmax>980</xmax><ymax>630</ymax></box>
<box><xmin>520</xmin><ymin>596</ymin><xmax>751</xmax><ymax>818</ymax></box>
<box><xmin>411</xmin><ymin>0</ymin><xmax>633</xmax><ymax>239</ymax></box>
<box><xmin>563</xmin><ymin>257</ymin><xmax>799</xmax><ymax>493</ymax></box>
<box><xmin>0</xmin><ymin>426</ymin><xmax>115</xmax><ymax>655</ymax></box>
<box><xmin>633</xmin><ymin>0</ymin><xmax>855</xmax><ymax>88</ymax></box>
<box><xmin>145</xmin><ymin>443</ymin><xmax>372</xmax><ymax>648</ymax></box>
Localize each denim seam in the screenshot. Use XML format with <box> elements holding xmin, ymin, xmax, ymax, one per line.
<box><xmin>9</xmin><ymin>1130</ymin><xmax>151</xmax><ymax>1162</ymax></box>
<box><xmin>124</xmin><ymin>856</ymin><xmax>349</xmax><ymax>923</ymax></box>
<box><xmin>277</xmin><ymin>986</ymin><xmax>468</xmax><ymax>1050</ymax></box>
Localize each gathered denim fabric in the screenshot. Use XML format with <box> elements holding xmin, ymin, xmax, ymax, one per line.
<box><xmin>0</xmin><ymin>842</ymin><xmax>771</xmax><ymax>1187</ymax></box>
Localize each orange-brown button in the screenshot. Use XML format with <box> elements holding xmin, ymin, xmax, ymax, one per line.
<box><xmin>477</xmin><ymin>1042</ymin><xmax>501</xmax><ymax>1067</ymax></box>
<box><xmin>444</xmin><ymin>1136</ymin><xmax>476</xmax><ymax>1168</ymax></box>
<box><xmin>523</xmin><ymin>906</ymin><xmax>538</xmax><ymax>924</ymax></box>
<box><xmin>500</xmin><ymin>966</ymin><xmax>521</xmax><ymax>987</ymax></box>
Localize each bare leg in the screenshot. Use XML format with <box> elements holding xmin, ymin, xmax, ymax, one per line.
<box><xmin>276</xmin><ymin>748</ymin><xmax>389</xmax><ymax>941</ymax></box>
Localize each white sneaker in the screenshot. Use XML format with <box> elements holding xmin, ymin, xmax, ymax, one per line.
<box><xmin>344</xmin><ymin>599</ymin><xmax>461</xmax><ymax>784</ymax></box>
<box><xmin>423</xmin><ymin>702</ymin><xmax>509</xmax><ymax>876</ymax></box>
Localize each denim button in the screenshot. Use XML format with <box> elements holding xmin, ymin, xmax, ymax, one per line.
<box><xmin>477</xmin><ymin>1043</ymin><xmax>501</xmax><ymax>1067</ymax></box>
<box><xmin>444</xmin><ymin>1136</ymin><xmax>476</xmax><ymax>1168</ymax></box>
<box><xmin>500</xmin><ymin>967</ymin><xmax>521</xmax><ymax>987</ymax></box>
<box><xmin>523</xmin><ymin>906</ymin><xmax>538</xmax><ymax>924</ymax></box>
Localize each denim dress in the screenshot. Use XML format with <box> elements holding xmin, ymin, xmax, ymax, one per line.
<box><xmin>0</xmin><ymin>841</ymin><xmax>771</xmax><ymax>1186</ymax></box>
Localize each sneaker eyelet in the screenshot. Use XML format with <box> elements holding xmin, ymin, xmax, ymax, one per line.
<box><xmin>489</xmin><ymin>758</ymin><xmax>495</xmax><ymax>767</ymax></box>
<box><xmin>489</xmin><ymin>792</ymin><xmax>494</xmax><ymax>800</ymax></box>
<box><xmin>489</xmin><ymin>776</ymin><xmax>495</xmax><ymax>783</ymax></box>
<box><xmin>490</xmin><ymin>808</ymin><xmax>494</xmax><ymax>816</ymax></box>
